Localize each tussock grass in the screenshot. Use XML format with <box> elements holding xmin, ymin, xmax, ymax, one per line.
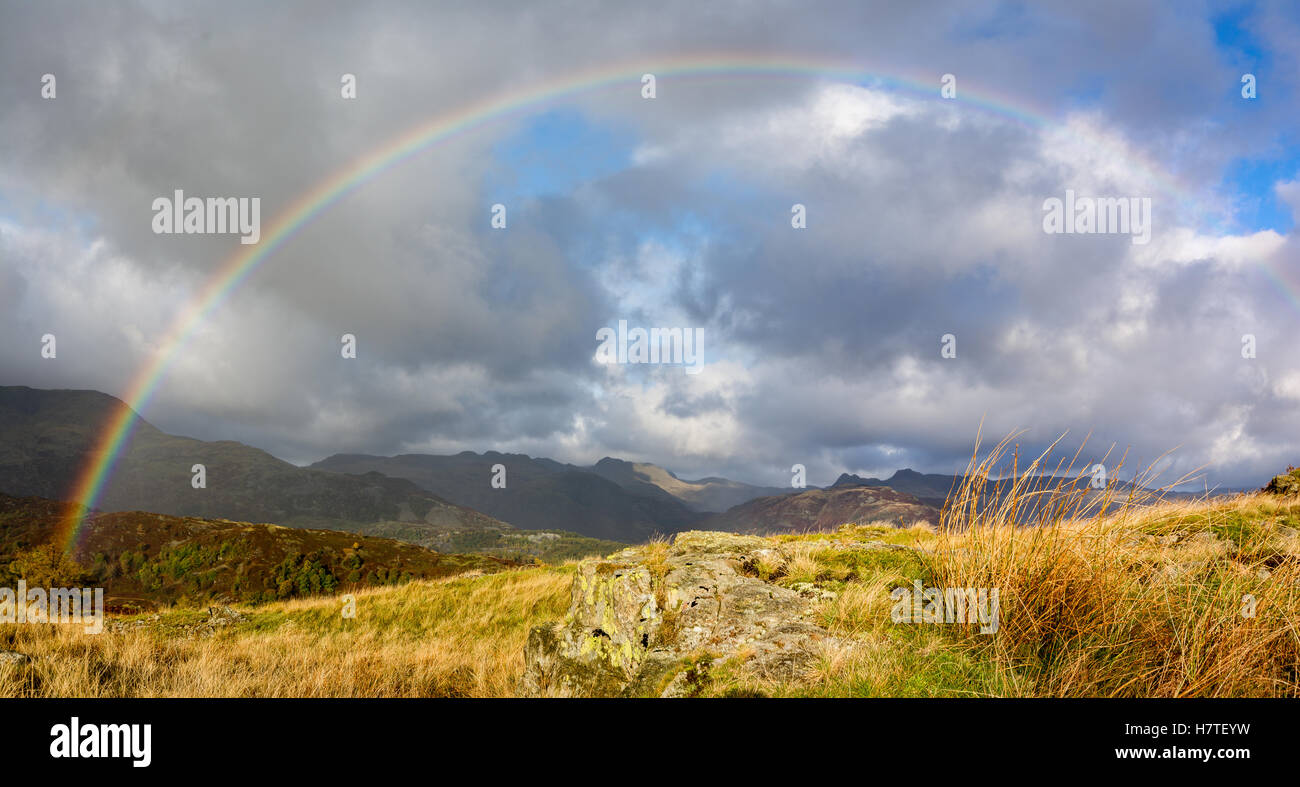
<box><xmin>0</xmin><ymin>567</ymin><xmax>572</xmax><ymax>697</ymax></box>
<box><xmin>697</xmin><ymin>433</ymin><xmax>1300</xmax><ymax>698</ymax></box>
<box><xmin>919</xmin><ymin>433</ymin><xmax>1300</xmax><ymax>697</ymax></box>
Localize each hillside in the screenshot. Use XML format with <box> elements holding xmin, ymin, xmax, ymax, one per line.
<box><xmin>0</xmin><ymin>386</ymin><xmax>508</xmax><ymax>532</ymax></box>
<box><xmin>4</xmin><ymin>490</ymin><xmax>1297</xmax><ymax>697</ymax></box>
<box><xmin>311</xmin><ymin>451</ymin><xmax>704</xmax><ymax>541</ymax></box>
<box><xmin>833</xmin><ymin>467</ymin><xmax>1215</xmax><ymax>509</ymax></box>
<box><xmin>586</xmin><ymin>457</ymin><xmax>788</xmax><ymax>512</ymax></box>
<box><xmin>0</xmin><ymin>493</ymin><xmax>514</xmax><ymax>610</ymax></box>
<box><xmin>831</xmin><ymin>469</ymin><xmax>953</xmax><ymax>506</ymax></box>
<box><xmin>699</xmin><ymin>484</ymin><xmax>939</xmax><ymax>534</ymax></box>
<box><xmin>346</xmin><ymin>519</ymin><xmax>627</xmax><ymax>563</ymax></box>
<box><xmin>5</xmin><ymin>387</ymin><xmax>978</xmax><ymax>544</ymax></box>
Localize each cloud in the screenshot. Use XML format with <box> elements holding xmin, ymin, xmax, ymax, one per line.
<box><xmin>1</xmin><ymin>0</ymin><xmax>1297</xmax><ymax>490</ymax></box>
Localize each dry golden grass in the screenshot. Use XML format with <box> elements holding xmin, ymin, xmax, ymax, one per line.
<box><xmin>921</xmin><ymin>496</ymin><xmax>1300</xmax><ymax>697</ymax></box>
<box><xmin>4</xmin><ymin>434</ymin><xmax>1298</xmax><ymax>698</ymax></box>
<box><xmin>697</xmin><ymin>436</ymin><xmax>1300</xmax><ymax>698</ymax></box>
<box><xmin>919</xmin><ymin>433</ymin><xmax>1300</xmax><ymax>697</ymax></box>
<box><xmin>0</xmin><ymin>567</ymin><xmax>571</xmax><ymax>697</ymax></box>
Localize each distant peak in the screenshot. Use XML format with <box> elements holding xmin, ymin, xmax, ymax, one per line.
<box><xmin>889</xmin><ymin>468</ymin><xmax>923</xmax><ymax>479</ymax></box>
<box><xmin>832</xmin><ymin>472</ymin><xmax>886</xmax><ymax>488</ymax></box>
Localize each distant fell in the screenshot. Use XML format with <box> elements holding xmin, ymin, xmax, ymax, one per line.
<box><xmin>0</xmin><ymin>386</ymin><xmax>507</xmax><ymax>533</ymax></box>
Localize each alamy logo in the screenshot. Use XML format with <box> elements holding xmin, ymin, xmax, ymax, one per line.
<box><xmin>595</xmin><ymin>320</ymin><xmax>703</xmax><ymax>374</ymax></box>
<box><xmin>50</xmin><ymin>717</ymin><xmax>152</xmax><ymax>768</ymax></box>
<box><xmin>0</xmin><ymin>581</ymin><xmax>104</xmax><ymax>634</ymax></box>
<box><xmin>152</xmin><ymin>189</ymin><xmax>261</xmax><ymax>244</ymax></box>
<box><xmin>890</xmin><ymin>580</ymin><xmax>1000</xmax><ymax>634</ymax></box>
<box><xmin>1042</xmin><ymin>189</ymin><xmax>1151</xmax><ymax>245</ymax></box>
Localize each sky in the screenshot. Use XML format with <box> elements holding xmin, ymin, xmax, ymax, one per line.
<box><xmin>1</xmin><ymin>0</ymin><xmax>1299</xmax><ymax>490</ymax></box>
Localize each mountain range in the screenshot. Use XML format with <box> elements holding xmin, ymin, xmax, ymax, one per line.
<box><xmin>310</xmin><ymin>452</ymin><xmax>701</xmax><ymax>541</ymax></box>
<box><xmin>0</xmin><ymin>386</ymin><xmax>504</xmax><ymax>533</ymax></box>
<box><xmin>10</xmin><ymin>385</ymin><xmax>1225</xmax><ymax>544</ymax></box>
<box><xmin>309</xmin><ymin>452</ymin><xmax>800</xmax><ymax>540</ymax></box>
<box><xmin>698</xmin><ymin>484</ymin><xmax>938</xmax><ymax>534</ymax></box>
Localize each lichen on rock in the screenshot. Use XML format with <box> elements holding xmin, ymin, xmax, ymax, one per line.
<box><xmin>521</xmin><ymin>530</ymin><xmax>841</xmax><ymax>697</ymax></box>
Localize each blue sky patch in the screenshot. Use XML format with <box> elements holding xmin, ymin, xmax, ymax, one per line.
<box><xmin>1221</xmin><ymin>152</ymin><xmax>1299</xmax><ymax>232</ymax></box>
<box><xmin>483</xmin><ymin>108</ymin><xmax>637</xmax><ymax>202</ymax></box>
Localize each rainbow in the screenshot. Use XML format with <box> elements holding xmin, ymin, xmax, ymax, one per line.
<box><xmin>53</xmin><ymin>52</ymin><xmax>1207</xmax><ymax>552</ymax></box>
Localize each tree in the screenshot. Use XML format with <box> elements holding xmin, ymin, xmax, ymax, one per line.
<box><xmin>8</xmin><ymin>543</ymin><xmax>90</xmax><ymax>587</ymax></box>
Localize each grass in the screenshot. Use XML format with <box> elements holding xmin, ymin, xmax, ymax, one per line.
<box><xmin>0</xmin><ymin>567</ymin><xmax>572</xmax><ymax>697</ymax></box>
<box><xmin>4</xmin><ymin>436</ymin><xmax>1299</xmax><ymax>697</ymax></box>
<box><xmin>684</xmin><ymin>489</ymin><xmax>1298</xmax><ymax>698</ymax></box>
<box><xmin>916</xmin><ymin>434</ymin><xmax>1299</xmax><ymax>697</ymax></box>
<box><xmin>695</xmin><ymin>435</ymin><xmax>1300</xmax><ymax>698</ymax></box>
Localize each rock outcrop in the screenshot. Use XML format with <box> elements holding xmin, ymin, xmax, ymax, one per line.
<box><xmin>521</xmin><ymin>530</ymin><xmax>839</xmax><ymax>697</ymax></box>
<box><xmin>1263</xmin><ymin>467</ymin><xmax>1300</xmax><ymax>496</ymax></box>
